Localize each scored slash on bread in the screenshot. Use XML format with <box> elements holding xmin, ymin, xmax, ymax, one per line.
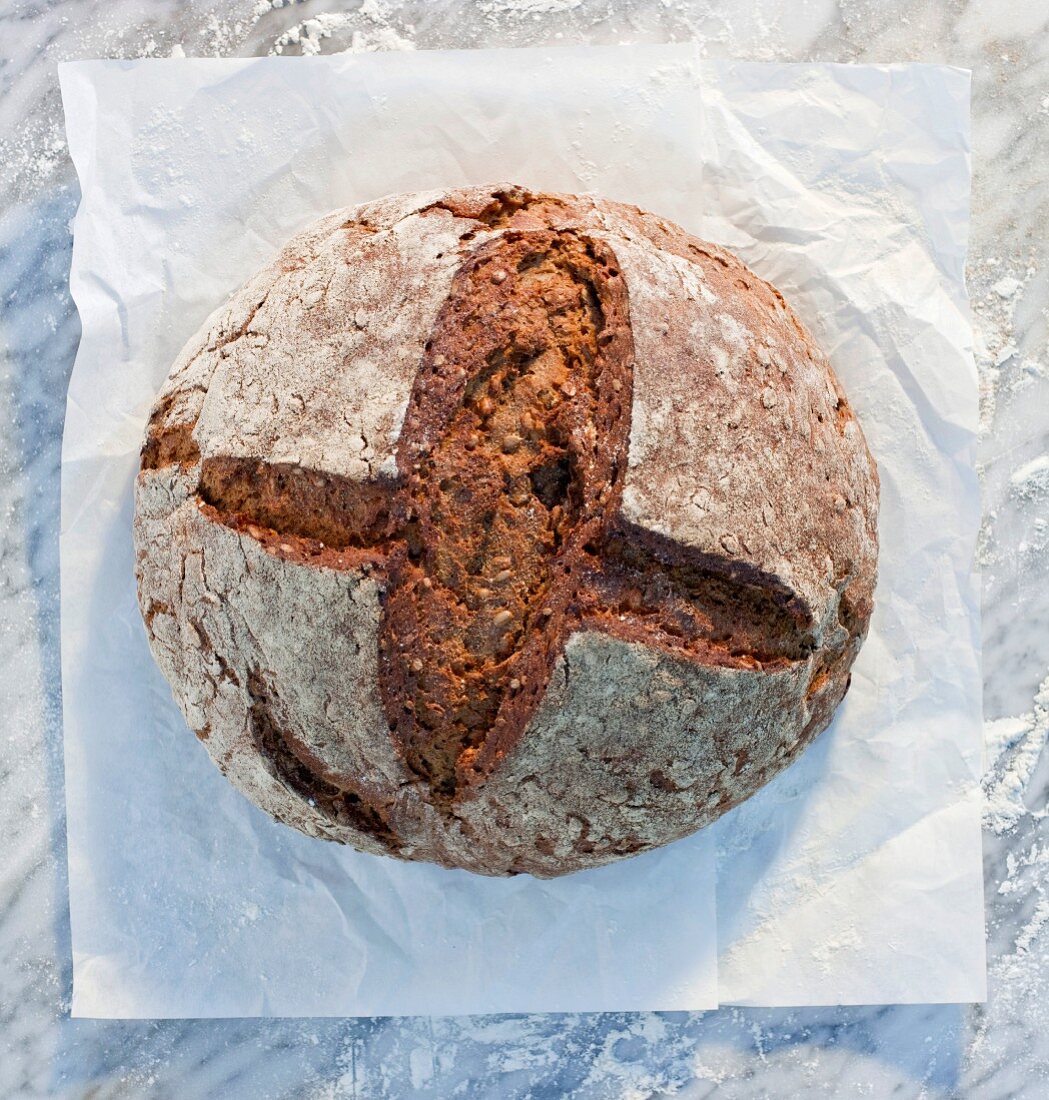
<box><xmin>134</xmin><ymin>185</ymin><xmax>878</xmax><ymax>877</ymax></box>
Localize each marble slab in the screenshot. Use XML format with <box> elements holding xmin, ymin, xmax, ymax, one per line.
<box><xmin>2</xmin><ymin>1</ymin><xmax>1047</xmax><ymax>1096</ymax></box>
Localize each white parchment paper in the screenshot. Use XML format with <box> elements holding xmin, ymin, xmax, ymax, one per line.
<box><xmin>59</xmin><ymin>47</ymin><xmax>985</xmax><ymax>1018</ymax></box>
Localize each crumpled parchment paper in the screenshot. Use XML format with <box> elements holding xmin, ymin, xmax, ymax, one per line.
<box><xmin>59</xmin><ymin>46</ymin><xmax>984</xmax><ymax>1017</ymax></box>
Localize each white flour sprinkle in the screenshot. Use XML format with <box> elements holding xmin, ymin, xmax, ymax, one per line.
<box><xmin>1010</xmin><ymin>454</ymin><xmax>1049</xmax><ymax>500</ymax></box>
<box><xmin>480</xmin><ymin>0</ymin><xmax>583</xmax><ymax>15</ymax></box>
<box><xmin>983</xmin><ymin>674</ymin><xmax>1049</xmax><ymax>834</ymax></box>
<box><xmin>268</xmin><ymin>3</ymin><xmax>415</xmax><ymax>55</ymax></box>
<box><xmin>971</xmin><ymin>259</ymin><xmax>1045</xmax><ymax>435</ymax></box>
<box><xmin>270</xmin><ymin>12</ymin><xmax>415</xmax><ymax>55</ymax></box>
<box><xmin>993</xmin><ymin>275</ymin><xmax>1022</xmax><ymax>299</ymax></box>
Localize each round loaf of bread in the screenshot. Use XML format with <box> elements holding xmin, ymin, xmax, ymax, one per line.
<box><xmin>134</xmin><ymin>184</ymin><xmax>878</xmax><ymax>878</ymax></box>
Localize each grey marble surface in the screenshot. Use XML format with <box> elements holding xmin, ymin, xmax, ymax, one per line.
<box><xmin>1</xmin><ymin>0</ymin><xmax>1047</xmax><ymax>1096</ymax></box>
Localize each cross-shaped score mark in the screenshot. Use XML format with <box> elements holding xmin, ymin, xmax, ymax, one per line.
<box><xmin>175</xmin><ymin>228</ymin><xmax>829</xmax><ymax>827</ymax></box>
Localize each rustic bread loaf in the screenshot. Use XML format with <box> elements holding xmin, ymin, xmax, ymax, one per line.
<box><xmin>134</xmin><ymin>184</ymin><xmax>879</xmax><ymax>878</ymax></box>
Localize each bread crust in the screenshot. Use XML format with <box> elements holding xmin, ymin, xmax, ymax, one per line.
<box><xmin>134</xmin><ymin>184</ymin><xmax>879</xmax><ymax>877</ymax></box>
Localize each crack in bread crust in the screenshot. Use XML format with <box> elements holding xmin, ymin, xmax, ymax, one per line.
<box><xmin>418</xmin><ymin>184</ymin><xmax>572</xmax><ymax>230</ymax></box>
<box><xmin>246</xmin><ymin>668</ymin><xmax>402</xmax><ymax>849</ymax></box>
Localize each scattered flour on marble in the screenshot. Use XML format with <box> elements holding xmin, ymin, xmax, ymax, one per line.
<box><xmin>1013</xmin><ymin>895</ymin><xmax>1049</xmax><ymax>958</ymax></box>
<box><xmin>971</xmin><ymin>257</ymin><xmax>1046</xmax><ymax>435</ymax></box>
<box><xmin>480</xmin><ymin>0</ymin><xmax>583</xmax><ymax>15</ymax></box>
<box><xmin>1009</xmin><ymin>454</ymin><xmax>1049</xmax><ymax>501</ymax></box>
<box><xmin>478</xmin><ymin>1013</ymin><xmax>698</xmax><ymax>1099</ymax></box>
<box><xmin>972</xmin><ymin>694</ymin><xmax>1049</xmax><ymax>1065</ymax></box>
<box><xmin>270</xmin><ymin>12</ymin><xmax>415</xmax><ymax>54</ymax></box>
<box><xmin>1</xmin><ymin>130</ymin><xmax>68</xmax><ymax>189</ymax></box>
<box><xmin>983</xmin><ymin>673</ymin><xmax>1049</xmax><ymax>834</ymax></box>
<box><xmin>998</xmin><ymin>843</ymin><xmax>1049</xmax><ymax>897</ymax></box>
<box><xmin>576</xmin><ymin>1023</ymin><xmax>682</xmax><ymax>1100</ymax></box>
<box><xmin>261</xmin><ymin>0</ymin><xmax>415</xmax><ymax>55</ymax></box>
